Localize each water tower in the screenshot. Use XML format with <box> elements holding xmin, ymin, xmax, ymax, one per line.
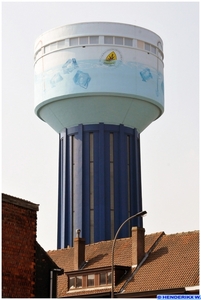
<box><xmin>34</xmin><ymin>22</ymin><xmax>164</xmax><ymax>248</ymax></box>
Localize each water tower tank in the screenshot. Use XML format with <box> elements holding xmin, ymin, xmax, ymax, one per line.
<box><xmin>34</xmin><ymin>22</ymin><xmax>164</xmax><ymax>248</ymax></box>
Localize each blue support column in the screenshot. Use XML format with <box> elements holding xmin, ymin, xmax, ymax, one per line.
<box><xmin>118</xmin><ymin>125</ymin><xmax>129</xmax><ymax>238</ymax></box>
<box><xmin>135</xmin><ymin>130</ymin><xmax>143</xmax><ymax>227</ymax></box>
<box><xmin>57</xmin><ymin>134</ymin><xmax>62</xmax><ymax>248</ymax></box>
<box><xmin>73</xmin><ymin>124</ymin><xmax>83</xmax><ymax>238</ymax></box>
<box><xmin>104</xmin><ymin>130</ymin><xmax>111</xmax><ymax>241</ymax></box>
<box><xmin>130</xmin><ymin>129</ymin><xmax>143</xmax><ymax>228</ymax></box>
<box><xmin>93</xmin><ymin>129</ymin><xmax>99</xmax><ymax>243</ymax></box>
<box><xmin>98</xmin><ymin>123</ymin><xmax>106</xmax><ymax>242</ymax></box>
<box><xmin>83</xmin><ymin>131</ymin><xmax>90</xmax><ymax>243</ymax></box>
<box><xmin>57</xmin><ymin>129</ymin><xmax>69</xmax><ymax>249</ymax></box>
<box><xmin>113</xmin><ymin>131</ymin><xmax>120</xmax><ymax>236</ymax></box>
<box><xmin>57</xmin><ymin>123</ymin><xmax>143</xmax><ymax>248</ymax></box>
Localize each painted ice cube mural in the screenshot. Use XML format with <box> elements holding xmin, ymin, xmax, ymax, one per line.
<box><xmin>35</xmin><ymin>57</ymin><xmax>163</xmax><ymax>107</ymax></box>
<box><xmin>73</xmin><ymin>70</ymin><xmax>91</xmax><ymax>89</ymax></box>
<box><xmin>62</xmin><ymin>58</ymin><xmax>78</xmax><ymax>74</ymax></box>
<box><xmin>140</xmin><ymin>68</ymin><xmax>152</xmax><ymax>82</ymax></box>
<box><xmin>50</xmin><ymin>73</ymin><xmax>63</xmax><ymax>87</ymax></box>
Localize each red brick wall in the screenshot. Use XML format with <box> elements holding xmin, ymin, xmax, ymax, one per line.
<box><xmin>2</xmin><ymin>195</ymin><xmax>38</xmax><ymax>298</ymax></box>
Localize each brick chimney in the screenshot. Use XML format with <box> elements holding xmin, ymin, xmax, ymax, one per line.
<box><xmin>132</xmin><ymin>227</ymin><xmax>145</xmax><ymax>266</ymax></box>
<box><xmin>74</xmin><ymin>229</ymin><xmax>85</xmax><ymax>270</ymax></box>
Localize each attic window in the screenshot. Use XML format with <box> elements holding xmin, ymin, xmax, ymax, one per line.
<box><xmin>99</xmin><ymin>272</ymin><xmax>112</xmax><ymax>285</ymax></box>
<box><xmin>87</xmin><ymin>274</ymin><xmax>95</xmax><ymax>287</ymax></box>
<box><xmin>67</xmin><ymin>267</ymin><xmax>129</xmax><ymax>292</ymax></box>
<box><xmin>69</xmin><ymin>276</ymin><xmax>82</xmax><ymax>289</ymax></box>
<box><xmin>68</xmin><ymin>272</ymin><xmax>111</xmax><ymax>291</ymax></box>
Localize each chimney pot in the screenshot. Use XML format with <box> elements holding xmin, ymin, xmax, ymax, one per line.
<box><xmin>76</xmin><ymin>229</ymin><xmax>81</xmax><ymax>238</ymax></box>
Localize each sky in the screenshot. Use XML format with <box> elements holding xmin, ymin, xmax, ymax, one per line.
<box><xmin>2</xmin><ymin>2</ymin><xmax>199</xmax><ymax>251</ymax></box>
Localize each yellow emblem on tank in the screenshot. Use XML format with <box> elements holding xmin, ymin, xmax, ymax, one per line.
<box><xmin>104</xmin><ymin>51</ymin><xmax>117</xmax><ymax>64</ymax></box>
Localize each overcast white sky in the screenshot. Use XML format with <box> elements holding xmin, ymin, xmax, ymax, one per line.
<box><xmin>2</xmin><ymin>2</ymin><xmax>199</xmax><ymax>251</ymax></box>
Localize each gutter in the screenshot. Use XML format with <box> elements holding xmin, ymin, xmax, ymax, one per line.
<box><xmin>50</xmin><ymin>268</ymin><xmax>64</xmax><ymax>298</ymax></box>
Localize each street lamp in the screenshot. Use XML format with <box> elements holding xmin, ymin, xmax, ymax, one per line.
<box><xmin>111</xmin><ymin>210</ymin><xmax>147</xmax><ymax>298</ymax></box>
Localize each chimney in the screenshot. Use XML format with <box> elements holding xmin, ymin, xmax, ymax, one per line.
<box><xmin>132</xmin><ymin>227</ymin><xmax>145</xmax><ymax>266</ymax></box>
<box><xmin>74</xmin><ymin>229</ymin><xmax>85</xmax><ymax>270</ymax></box>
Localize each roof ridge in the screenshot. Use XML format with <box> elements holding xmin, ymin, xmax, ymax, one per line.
<box><xmin>145</xmin><ymin>231</ymin><xmax>165</xmax><ymax>237</ymax></box>
<box><xmin>85</xmin><ymin>237</ymin><xmax>130</xmax><ymax>248</ymax></box>
<box><xmin>85</xmin><ymin>239</ymin><xmax>112</xmax><ymax>247</ymax></box>
<box><xmin>37</xmin><ymin>242</ymin><xmax>62</xmax><ymax>269</ymax></box>
<box><xmin>47</xmin><ymin>230</ymin><xmax>199</xmax><ymax>253</ymax></box>
<box><xmin>2</xmin><ymin>193</ymin><xmax>39</xmax><ymax>211</ymax></box>
<box><xmin>47</xmin><ymin>246</ymin><xmax>72</xmax><ymax>253</ymax></box>
<box><xmin>161</xmin><ymin>230</ymin><xmax>199</xmax><ymax>238</ymax></box>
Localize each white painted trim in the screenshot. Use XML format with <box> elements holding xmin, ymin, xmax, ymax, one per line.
<box><xmin>185</xmin><ymin>286</ymin><xmax>200</xmax><ymax>291</ymax></box>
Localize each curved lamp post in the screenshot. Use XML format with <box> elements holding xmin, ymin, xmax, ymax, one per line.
<box><xmin>111</xmin><ymin>210</ymin><xmax>147</xmax><ymax>298</ymax></box>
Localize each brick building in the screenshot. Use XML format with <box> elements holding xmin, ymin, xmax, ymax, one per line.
<box><xmin>2</xmin><ymin>193</ymin><xmax>63</xmax><ymax>298</ymax></box>
<box><xmin>2</xmin><ymin>193</ymin><xmax>39</xmax><ymax>297</ymax></box>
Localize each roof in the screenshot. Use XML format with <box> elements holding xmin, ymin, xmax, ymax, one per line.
<box><xmin>48</xmin><ymin>230</ymin><xmax>199</xmax><ymax>297</ymax></box>
<box><xmin>2</xmin><ymin>193</ymin><xmax>39</xmax><ymax>211</ymax></box>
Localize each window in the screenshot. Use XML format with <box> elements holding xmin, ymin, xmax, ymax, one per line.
<box><xmin>104</xmin><ymin>36</ymin><xmax>113</xmax><ymax>44</ymax></box>
<box><xmin>87</xmin><ymin>274</ymin><xmax>95</xmax><ymax>287</ymax></box>
<box><xmin>99</xmin><ymin>272</ymin><xmax>112</xmax><ymax>285</ymax></box>
<box><xmin>70</xmin><ymin>37</ymin><xmax>78</xmax><ymax>46</ymax></box>
<box><xmin>90</xmin><ymin>36</ymin><xmax>99</xmax><ymax>44</ymax></box>
<box><xmin>69</xmin><ymin>276</ymin><xmax>75</xmax><ymax>289</ymax></box>
<box><xmin>58</xmin><ymin>40</ymin><xmax>65</xmax><ymax>48</ymax></box>
<box><xmin>80</xmin><ymin>36</ymin><xmax>88</xmax><ymax>45</ymax></box>
<box><xmin>50</xmin><ymin>42</ymin><xmax>57</xmax><ymax>51</ymax></box>
<box><xmin>125</xmin><ymin>38</ymin><xmax>133</xmax><ymax>46</ymax></box>
<box><xmin>151</xmin><ymin>45</ymin><xmax>156</xmax><ymax>54</ymax></box>
<box><xmin>76</xmin><ymin>276</ymin><xmax>82</xmax><ymax>288</ymax></box>
<box><xmin>69</xmin><ymin>276</ymin><xmax>82</xmax><ymax>289</ymax></box>
<box><xmin>107</xmin><ymin>272</ymin><xmax>112</xmax><ymax>284</ymax></box>
<box><xmin>137</xmin><ymin>40</ymin><xmax>144</xmax><ymax>49</ymax></box>
<box><xmin>44</xmin><ymin>45</ymin><xmax>50</xmax><ymax>54</ymax></box>
<box><xmin>68</xmin><ymin>271</ymin><xmax>113</xmax><ymax>291</ymax></box>
<box><xmin>100</xmin><ymin>273</ymin><xmax>106</xmax><ymax>285</ymax></box>
<box><xmin>115</xmin><ymin>37</ymin><xmax>123</xmax><ymax>45</ymax></box>
<box><xmin>145</xmin><ymin>43</ymin><xmax>150</xmax><ymax>51</ymax></box>
<box><xmin>158</xmin><ymin>49</ymin><xmax>163</xmax><ymax>60</ymax></box>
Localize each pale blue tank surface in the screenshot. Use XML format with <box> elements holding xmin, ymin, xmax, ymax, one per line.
<box><xmin>34</xmin><ymin>22</ymin><xmax>164</xmax><ymax>133</ymax></box>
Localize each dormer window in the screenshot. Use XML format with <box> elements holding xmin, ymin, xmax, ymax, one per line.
<box><xmin>69</xmin><ymin>276</ymin><xmax>82</xmax><ymax>289</ymax></box>
<box><xmin>87</xmin><ymin>274</ymin><xmax>95</xmax><ymax>287</ymax></box>
<box><xmin>67</xmin><ymin>266</ymin><xmax>129</xmax><ymax>292</ymax></box>
<box><xmin>99</xmin><ymin>272</ymin><xmax>112</xmax><ymax>285</ymax></box>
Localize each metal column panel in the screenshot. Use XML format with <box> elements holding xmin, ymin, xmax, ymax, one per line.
<box><xmin>93</xmin><ymin>130</ymin><xmax>99</xmax><ymax>243</ymax></box>
<box><xmin>73</xmin><ymin>124</ymin><xmax>83</xmax><ymax>239</ymax></box>
<box><xmin>104</xmin><ymin>130</ymin><xmax>111</xmax><ymax>240</ymax></box>
<box><xmin>83</xmin><ymin>131</ymin><xmax>90</xmax><ymax>243</ymax></box>
<box><xmin>118</xmin><ymin>125</ymin><xmax>129</xmax><ymax>238</ymax></box>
